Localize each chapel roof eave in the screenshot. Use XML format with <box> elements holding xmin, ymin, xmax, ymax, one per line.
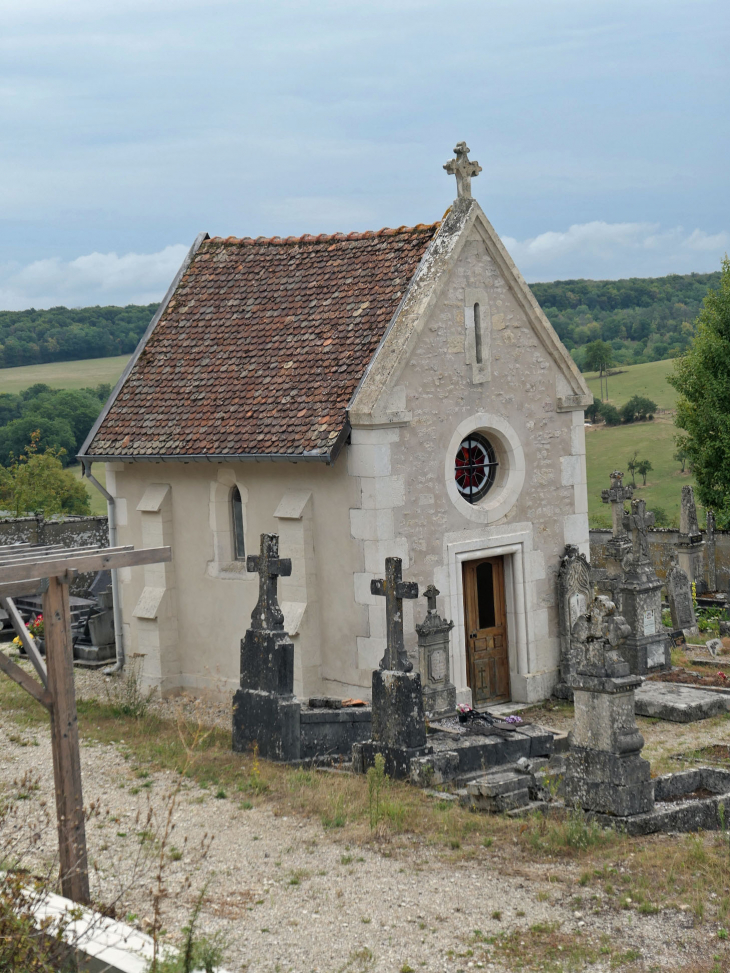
<box><xmin>77</xmin><ymin>421</ymin><xmax>352</xmax><ymax>467</ymax></box>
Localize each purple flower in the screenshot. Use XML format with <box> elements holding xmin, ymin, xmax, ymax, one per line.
<box><xmin>503</xmin><ymin>715</ymin><xmax>523</xmax><ymax>724</ymax></box>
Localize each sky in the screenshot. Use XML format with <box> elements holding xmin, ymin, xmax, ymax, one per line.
<box><xmin>0</xmin><ymin>0</ymin><xmax>728</xmax><ymax>310</ymax></box>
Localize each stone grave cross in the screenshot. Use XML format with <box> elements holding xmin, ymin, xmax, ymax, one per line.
<box><xmin>443</xmin><ymin>142</ymin><xmax>482</xmax><ymax>199</ymax></box>
<box><xmin>371</xmin><ymin>556</ymin><xmax>419</xmax><ymax>671</ymax></box>
<box><xmin>247</xmin><ymin>533</ymin><xmax>292</xmax><ymax>631</ymax></box>
<box><xmin>601</xmin><ymin>470</ymin><xmax>633</xmax><ymax>539</ymax></box>
<box><xmin>423</xmin><ymin>584</ymin><xmax>439</xmax><ymax>614</ymax></box>
<box><xmin>623</xmin><ymin>499</ymin><xmax>654</xmax><ymax>561</ymax></box>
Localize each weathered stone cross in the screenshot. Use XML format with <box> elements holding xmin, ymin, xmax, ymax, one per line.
<box><xmin>247</xmin><ymin>533</ymin><xmax>292</xmax><ymax>631</ymax></box>
<box><xmin>423</xmin><ymin>584</ymin><xmax>439</xmax><ymax>615</ymax></box>
<box><xmin>601</xmin><ymin>470</ymin><xmax>633</xmax><ymax>539</ymax></box>
<box><xmin>623</xmin><ymin>499</ymin><xmax>654</xmax><ymax>561</ymax></box>
<box><xmin>443</xmin><ymin>142</ymin><xmax>482</xmax><ymax>199</ymax></box>
<box><xmin>371</xmin><ymin>557</ymin><xmax>419</xmax><ymax>671</ymax></box>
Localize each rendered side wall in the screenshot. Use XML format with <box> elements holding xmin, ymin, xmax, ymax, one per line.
<box><xmin>107</xmin><ymin>459</ymin><xmax>367</xmax><ymax>698</ymax></box>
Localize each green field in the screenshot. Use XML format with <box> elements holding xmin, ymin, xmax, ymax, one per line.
<box><xmin>584</xmin><ymin>358</ymin><xmax>679</xmax><ymax>411</ymax></box>
<box><xmin>69</xmin><ymin>463</ymin><xmax>108</xmax><ymax>516</ymax></box>
<box><xmin>586</xmin><ymin>418</ymin><xmax>694</xmax><ymax>527</ymax></box>
<box><xmin>0</xmin><ymin>355</ymin><xmax>129</xmax><ymax>395</ymax></box>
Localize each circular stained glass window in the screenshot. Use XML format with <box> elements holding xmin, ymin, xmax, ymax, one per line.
<box><xmin>454</xmin><ymin>433</ymin><xmax>498</xmax><ymax>504</ymax></box>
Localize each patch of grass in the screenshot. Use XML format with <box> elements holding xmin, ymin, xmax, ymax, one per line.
<box><xmin>584</xmin><ymin>359</ymin><xmax>678</xmax><ymax>412</ymax></box>
<box><xmin>586</xmin><ymin>417</ymin><xmax>697</xmax><ymax>527</ymax></box>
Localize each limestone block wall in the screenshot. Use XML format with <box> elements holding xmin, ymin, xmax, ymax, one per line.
<box><xmin>347</xmin><ymin>228</ymin><xmax>589</xmax><ymax>704</ymax></box>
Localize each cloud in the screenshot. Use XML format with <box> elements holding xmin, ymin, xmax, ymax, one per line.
<box><xmin>0</xmin><ymin>244</ymin><xmax>189</xmax><ymax>310</ymax></box>
<box><xmin>502</xmin><ymin>221</ymin><xmax>730</xmax><ymax>282</ymax></box>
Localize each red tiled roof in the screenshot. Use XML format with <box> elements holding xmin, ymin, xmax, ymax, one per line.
<box><xmin>86</xmin><ymin>224</ymin><xmax>438</xmax><ymax>460</ymax></box>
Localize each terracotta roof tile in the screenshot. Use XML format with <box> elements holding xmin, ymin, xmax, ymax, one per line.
<box><xmin>87</xmin><ymin>223</ymin><xmax>438</xmax><ymax>460</ymax></box>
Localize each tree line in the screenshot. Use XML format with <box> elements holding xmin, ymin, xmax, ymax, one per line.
<box><xmin>0</xmin><ymin>271</ymin><xmax>722</xmax><ymax>372</ymax></box>
<box><xmin>532</xmin><ymin>271</ymin><xmax>720</xmax><ymax>370</ymax></box>
<box><xmin>0</xmin><ymin>303</ymin><xmax>157</xmax><ymax>368</ymax></box>
<box><xmin>0</xmin><ymin>383</ymin><xmax>109</xmax><ymax>468</ymax></box>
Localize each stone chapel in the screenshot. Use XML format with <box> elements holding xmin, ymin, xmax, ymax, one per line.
<box><xmin>79</xmin><ymin>143</ymin><xmax>592</xmax><ymax>706</ymax></box>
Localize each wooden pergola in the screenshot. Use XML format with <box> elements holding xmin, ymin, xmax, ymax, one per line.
<box><xmin>0</xmin><ymin>542</ymin><xmax>171</xmax><ymax>904</ymax></box>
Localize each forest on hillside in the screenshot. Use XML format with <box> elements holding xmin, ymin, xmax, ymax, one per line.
<box><xmin>531</xmin><ymin>271</ymin><xmax>721</xmax><ymax>369</ymax></box>
<box><xmin>0</xmin><ymin>303</ymin><xmax>157</xmax><ymax>368</ymax></box>
<box><xmin>0</xmin><ymin>270</ymin><xmax>722</xmax><ymax>370</ymax></box>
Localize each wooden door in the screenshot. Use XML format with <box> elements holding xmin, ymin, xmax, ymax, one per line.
<box><xmin>463</xmin><ymin>556</ymin><xmax>510</xmax><ymax>705</ymax></box>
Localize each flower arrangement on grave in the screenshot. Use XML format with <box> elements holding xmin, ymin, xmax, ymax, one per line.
<box><xmin>456</xmin><ymin>702</ymin><xmax>473</xmax><ymax>723</ymax></box>
<box><xmin>11</xmin><ymin>614</ymin><xmax>44</xmax><ymax>649</ymax></box>
<box><xmin>503</xmin><ymin>714</ymin><xmax>523</xmax><ymax>725</ymax></box>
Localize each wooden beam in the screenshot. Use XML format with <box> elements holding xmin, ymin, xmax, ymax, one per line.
<box><xmin>0</xmin><ymin>546</ymin><xmax>171</xmax><ymax>584</ymax></box>
<box><xmin>0</xmin><ymin>545</ymin><xmax>124</xmax><ymax>567</ymax></box>
<box><xmin>0</xmin><ymin>577</ymin><xmax>46</xmax><ymax>599</ymax></box>
<box><xmin>43</xmin><ymin>576</ymin><xmax>90</xmax><ymax>905</ymax></box>
<box><xmin>0</xmin><ymin>650</ymin><xmax>52</xmax><ymax>710</ymax></box>
<box><xmin>0</xmin><ymin>545</ymin><xmax>67</xmax><ymax>561</ymax></box>
<box><xmin>0</xmin><ymin>596</ymin><xmax>48</xmax><ymax>687</ymax></box>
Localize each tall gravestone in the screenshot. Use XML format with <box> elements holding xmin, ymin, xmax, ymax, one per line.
<box><xmin>554</xmin><ymin>545</ymin><xmax>593</xmax><ymax>700</ymax></box>
<box><xmin>676</xmin><ymin>485</ymin><xmax>705</xmax><ymax>584</ymax></box>
<box><xmin>618</xmin><ymin>499</ymin><xmax>670</xmax><ymax>673</ymax></box>
<box><xmin>706</xmin><ymin>509</ymin><xmax>717</xmax><ymax>593</ymax></box>
<box><xmin>232</xmin><ymin>533</ymin><xmax>301</xmax><ymax>761</ymax></box>
<box><xmin>666</xmin><ymin>553</ymin><xmax>698</xmax><ymax>637</ymax></box>
<box><xmin>563</xmin><ymin>595</ymin><xmax>654</xmax><ymax>817</ymax></box>
<box><xmin>416</xmin><ymin>585</ymin><xmax>456</xmax><ymax>718</ymax></box>
<box><xmin>352</xmin><ymin>557</ymin><xmax>431</xmax><ymax>778</ymax></box>
<box><xmin>601</xmin><ymin>471</ymin><xmax>634</xmax><ymax>582</ymax></box>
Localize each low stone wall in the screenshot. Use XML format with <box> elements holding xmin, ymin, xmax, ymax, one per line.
<box><xmin>590</xmin><ymin>527</ymin><xmax>730</xmax><ymax>590</ymax></box>
<box><xmin>0</xmin><ymin>514</ymin><xmax>109</xmax><ymax>595</ymax></box>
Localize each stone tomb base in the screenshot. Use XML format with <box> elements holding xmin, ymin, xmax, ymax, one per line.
<box><xmin>634</xmin><ymin>682</ymin><xmax>730</xmax><ymax>723</ymax></box>
<box><xmin>233</xmin><ymin>689</ymin><xmax>372</xmax><ymax>763</ymax></box>
<box><xmin>353</xmin><ymin>669</ymin><xmax>431</xmax><ymax>779</ymax></box>
<box><xmin>590</xmin><ymin>767</ymin><xmax>730</xmax><ymax>836</ymax></box>
<box><xmin>564</xmin><ymin>746</ymin><xmax>654</xmax><ymax>816</ymax></box>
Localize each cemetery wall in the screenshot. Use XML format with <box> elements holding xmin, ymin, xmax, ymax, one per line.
<box><xmin>590</xmin><ymin>527</ymin><xmax>730</xmax><ymax>588</ymax></box>
<box><xmin>0</xmin><ymin>514</ymin><xmax>109</xmax><ymax>595</ymax></box>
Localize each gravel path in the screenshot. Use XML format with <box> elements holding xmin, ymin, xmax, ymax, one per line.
<box><xmin>2</xmin><ymin>692</ymin><xmax>727</xmax><ymax>973</ymax></box>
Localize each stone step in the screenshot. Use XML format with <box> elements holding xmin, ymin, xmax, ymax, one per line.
<box><xmin>460</xmin><ymin>768</ymin><xmax>532</xmax><ymax>813</ymax></box>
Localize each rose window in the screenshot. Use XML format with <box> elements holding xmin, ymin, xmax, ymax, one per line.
<box><xmin>454</xmin><ymin>433</ymin><xmax>498</xmax><ymax>503</ymax></box>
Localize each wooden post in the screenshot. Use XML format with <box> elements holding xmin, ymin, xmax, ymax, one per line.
<box><xmin>42</xmin><ymin>575</ymin><xmax>90</xmax><ymax>904</ymax></box>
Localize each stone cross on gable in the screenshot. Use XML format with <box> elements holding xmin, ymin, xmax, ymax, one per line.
<box><xmin>623</xmin><ymin>499</ymin><xmax>654</xmax><ymax>561</ymax></box>
<box><xmin>371</xmin><ymin>556</ymin><xmax>419</xmax><ymax>671</ymax></box>
<box><xmin>247</xmin><ymin>533</ymin><xmax>292</xmax><ymax>631</ymax></box>
<box><xmin>601</xmin><ymin>470</ymin><xmax>633</xmax><ymax>538</ymax></box>
<box><xmin>443</xmin><ymin>142</ymin><xmax>482</xmax><ymax>199</ymax></box>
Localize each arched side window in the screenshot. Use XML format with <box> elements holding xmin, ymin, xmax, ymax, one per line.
<box><xmin>231</xmin><ymin>486</ymin><xmax>245</xmax><ymax>560</ymax></box>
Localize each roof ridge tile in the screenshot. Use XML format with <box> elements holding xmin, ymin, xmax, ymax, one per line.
<box><xmin>206</xmin><ymin>222</ymin><xmax>439</xmax><ymax>247</ymax></box>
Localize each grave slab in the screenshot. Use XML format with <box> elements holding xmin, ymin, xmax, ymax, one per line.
<box><xmin>634</xmin><ymin>681</ymin><xmax>730</xmax><ymax>722</ymax></box>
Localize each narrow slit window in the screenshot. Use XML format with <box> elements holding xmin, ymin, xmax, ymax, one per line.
<box><xmin>474</xmin><ymin>303</ymin><xmax>482</xmax><ymax>364</ymax></box>
<box><xmin>231</xmin><ymin>486</ymin><xmax>245</xmax><ymax>560</ymax></box>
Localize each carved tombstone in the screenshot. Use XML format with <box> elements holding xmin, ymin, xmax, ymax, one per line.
<box><xmin>352</xmin><ymin>557</ymin><xmax>430</xmax><ymax>779</ymax></box>
<box><xmin>232</xmin><ymin>533</ymin><xmax>300</xmax><ymax>761</ymax></box>
<box><xmin>706</xmin><ymin>509</ymin><xmax>717</xmax><ymax>592</ymax></box>
<box><xmin>416</xmin><ymin>585</ymin><xmax>456</xmax><ymax>718</ymax></box>
<box><xmin>563</xmin><ymin>595</ymin><xmax>654</xmax><ymax>818</ymax></box>
<box><xmin>617</xmin><ymin>499</ymin><xmax>670</xmax><ymax>674</ymax></box>
<box><xmin>554</xmin><ymin>545</ymin><xmax>593</xmax><ymax>699</ymax></box>
<box><xmin>676</xmin><ymin>485</ymin><xmax>705</xmax><ymax>583</ymax></box>
<box><xmin>666</xmin><ymin>553</ymin><xmax>698</xmax><ymax>636</ymax></box>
